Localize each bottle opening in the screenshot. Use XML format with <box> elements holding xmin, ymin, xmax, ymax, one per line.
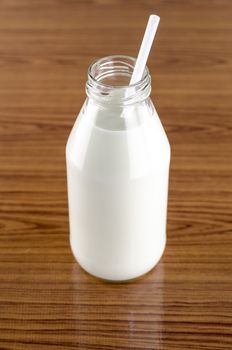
<box><xmin>86</xmin><ymin>55</ymin><xmax>151</xmax><ymax>105</ymax></box>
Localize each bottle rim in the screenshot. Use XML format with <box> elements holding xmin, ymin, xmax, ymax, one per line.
<box><xmin>86</xmin><ymin>55</ymin><xmax>151</xmax><ymax>105</ymax></box>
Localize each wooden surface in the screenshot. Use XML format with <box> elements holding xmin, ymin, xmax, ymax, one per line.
<box><xmin>0</xmin><ymin>1</ymin><xmax>232</xmax><ymax>349</ymax></box>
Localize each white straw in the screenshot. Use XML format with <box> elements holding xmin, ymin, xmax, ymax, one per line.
<box><xmin>129</xmin><ymin>14</ymin><xmax>160</xmax><ymax>85</ymax></box>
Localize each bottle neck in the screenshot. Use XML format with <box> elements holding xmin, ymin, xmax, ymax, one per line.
<box><xmin>86</xmin><ymin>55</ymin><xmax>151</xmax><ymax>107</ymax></box>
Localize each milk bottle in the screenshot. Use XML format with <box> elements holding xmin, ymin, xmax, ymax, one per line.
<box><xmin>66</xmin><ymin>55</ymin><xmax>170</xmax><ymax>281</ymax></box>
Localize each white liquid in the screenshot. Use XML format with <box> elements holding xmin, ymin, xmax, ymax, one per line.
<box><xmin>66</xmin><ymin>99</ymin><xmax>170</xmax><ymax>281</ymax></box>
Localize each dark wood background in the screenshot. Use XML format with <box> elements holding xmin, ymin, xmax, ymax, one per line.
<box><xmin>0</xmin><ymin>1</ymin><xmax>231</xmax><ymax>349</ymax></box>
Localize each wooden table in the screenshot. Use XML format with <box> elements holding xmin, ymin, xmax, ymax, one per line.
<box><xmin>0</xmin><ymin>1</ymin><xmax>231</xmax><ymax>349</ymax></box>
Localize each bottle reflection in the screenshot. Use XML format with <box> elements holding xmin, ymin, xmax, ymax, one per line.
<box><xmin>69</xmin><ymin>262</ymin><xmax>165</xmax><ymax>349</ymax></box>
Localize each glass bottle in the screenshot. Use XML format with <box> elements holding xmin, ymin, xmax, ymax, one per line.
<box><xmin>66</xmin><ymin>55</ymin><xmax>171</xmax><ymax>281</ymax></box>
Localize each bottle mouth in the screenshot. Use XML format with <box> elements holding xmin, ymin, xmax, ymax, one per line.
<box><xmin>86</xmin><ymin>55</ymin><xmax>151</xmax><ymax>105</ymax></box>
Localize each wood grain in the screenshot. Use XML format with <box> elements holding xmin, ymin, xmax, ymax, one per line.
<box><xmin>0</xmin><ymin>0</ymin><xmax>232</xmax><ymax>349</ymax></box>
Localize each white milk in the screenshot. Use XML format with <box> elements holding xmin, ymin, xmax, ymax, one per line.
<box><xmin>66</xmin><ymin>96</ymin><xmax>170</xmax><ymax>281</ymax></box>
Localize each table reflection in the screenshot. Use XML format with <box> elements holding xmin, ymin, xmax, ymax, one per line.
<box><xmin>69</xmin><ymin>261</ymin><xmax>165</xmax><ymax>349</ymax></box>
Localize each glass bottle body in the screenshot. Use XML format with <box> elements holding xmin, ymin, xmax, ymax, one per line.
<box><xmin>66</xmin><ymin>56</ymin><xmax>170</xmax><ymax>281</ymax></box>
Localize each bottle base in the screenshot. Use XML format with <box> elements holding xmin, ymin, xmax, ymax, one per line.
<box><xmin>70</xmin><ymin>240</ymin><xmax>166</xmax><ymax>282</ymax></box>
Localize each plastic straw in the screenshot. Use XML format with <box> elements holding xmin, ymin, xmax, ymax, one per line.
<box><xmin>129</xmin><ymin>14</ymin><xmax>160</xmax><ymax>85</ymax></box>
